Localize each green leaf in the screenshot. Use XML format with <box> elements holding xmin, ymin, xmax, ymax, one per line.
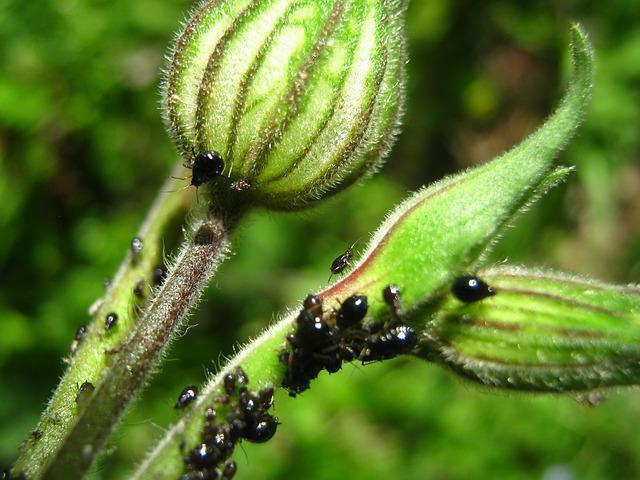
<box><xmin>323</xmin><ymin>24</ymin><xmax>594</xmax><ymax>324</ymax></box>
<box><xmin>420</xmin><ymin>266</ymin><xmax>640</xmax><ymax>391</ymax></box>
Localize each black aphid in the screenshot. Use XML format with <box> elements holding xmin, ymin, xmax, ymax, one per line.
<box><xmin>70</xmin><ymin>324</ymin><xmax>87</xmax><ymax>354</ymax></box>
<box><xmin>239</xmin><ymin>390</ymin><xmax>258</xmax><ymax>416</ymax></box>
<box><xmin>184</xmin><ymin>443</ymin><xmax>220</xmax><ymax>470</ymax></box>
<box><xmin>360</xmin><ymin>325</ymin><xmax>417</xmax><ymax>363</ymax></box>
<box><xmin>451</xmin><ymin>275</ymin><xmax>495</xmax><ymax>303</ymax></box>
<box><xmin>153</xmin><ymin>267</ymin><xmax>167</xmax><ymax>286</ymax></box>
<box><xmin>131</xmin><ymin>236</ymin><xmax>144</xmax><ymax>255</ymax></box>
<box><xmin>294</xmin><ymin>309</ymin><xmax>334</xmax><ymax>350</ymax></box>
<box><xmin>182</xmin><ymin>370</ymin><xmax>278</xmax><ymax>479</ymax></box>
<box><xmin>175</xmin><ymin>385</ymin><xmax>199</xmax><ymax>409</ymax></box>
<box><xmin>133</xmin><ymin>279</ymin><xmax>145</xmax><ymax>297</ymax></box>
<box><xmin>257</xmin><ymin>387</ymin><xmax>274</xmax><ymax>410</ymax></box>
<box><xmin>234</xmin><ymin>367</ymin><xmax>249</xmax><ymax>389</ymax></box>
<box><xmin>191</xmin><ymin>151</ymin><xmax>225</xmax><ymax>187</ymax></box>
<box><xmin>75</xmin><ymin>381</ymin><xmax>95</xmax><ymax>405</ymax></box>
<box><xmin>302</xmin><ymin>294</ymin><xmax>323</xmax><ymax>318</ymax></box>
<box><xmin>204</xmin><ymin>406</ymin><xmax>216</xmax><ymax>421</ymax></box>
<box><xmin>222</xmin><ymin>461</ymin><xmax>237</xmax><ymax>480</ymax></box>
<box><xmin>382</xmin><ymin>284</ymin><xmax>402</xmax><ymax>317</ymax></box>
<box><xmin>104</xmin><ymin>312</ymin><xmax>118</xmax><ymax>331</ymax></box>
<box><xmin>223</xmin><ymin>373</ymin><xmax>236</xmax><ymax>396</ymax></box>
<box><xmin>328</xmin><ymin>241</ymin><xmax>357</xmax><ymax>281</ymax></box>
<box><xmin>244</xmin><ymin>415</ymin><xmax>278</xmax><ymax>443</ymax></box>
<box><xmin>337</xmin><ymin>295</ymin><xmax>368</xmax><ymax>329</ymax></box>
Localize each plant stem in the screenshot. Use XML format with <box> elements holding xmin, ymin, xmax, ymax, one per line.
<box><xmin>40</xmin><ymin>202</ymin><xmax>240</xmax><ymax>479</ymax></box>
<box><xmin>13</xmin><ymin>165</ymin><xmax>194</xmax><ymax>479</ymax></box>
<box><xmin>132</xmin><ymin>310</ymin><xmax>294</xmax><ymax>480</ymax></box>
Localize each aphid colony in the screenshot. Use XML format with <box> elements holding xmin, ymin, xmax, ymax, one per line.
<box><xmin>280</xmin><ymin>285</ymin><xmax>418</xmax><ymax>396</ymax></box>
<box><xmin>281</xmin><ymin>274</ymin><xmax>496</xmax><ymax>396</ymax></box>
<box><xmin>180</xmin><ymin>367</ymin><xmax>278</xmax><ymax>480</ymax></box>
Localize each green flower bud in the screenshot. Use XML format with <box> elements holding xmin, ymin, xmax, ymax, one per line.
<box><xmin>164</xmin><ymin>0</ymin><xmax>406</xmax><ymax>209</ymax></box>
<box><xmin>421</xmin><ymin>267</ymin><xmax>640</xmax><ymax>392</ymax></box>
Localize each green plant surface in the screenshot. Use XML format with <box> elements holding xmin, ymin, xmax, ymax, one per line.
<box><xmin>9</xmin><ymin>168</ymin><xmax>194</xmax><ymax>479</ymax></box>
<box><xmin>1</xmin><ymin>1</ymin><xmax>640</xmax><ymax>479</ymax></box>
<box><xmin>165</xmin><ymin>0</ymin><xmax>407</xmax><ymax>209</ymax></box>
<box><xmin>133</xmin><ymin>26</ymin><xmax>600</xmax><ymax>478</ymax></box>
<box><xmin>424</xmin><ymin>266</ymin><xmax>640</xmax><ymax>390</ymax></box>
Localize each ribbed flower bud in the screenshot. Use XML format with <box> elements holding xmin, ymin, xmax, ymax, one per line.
<box><xmin>164</xmin><ymin>0</ymin><xmax>406</xmax><ymax>209</ymax></box>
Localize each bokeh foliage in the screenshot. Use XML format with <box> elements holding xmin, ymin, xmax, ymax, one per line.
<box><xmin>1</xmin><ymin>1</ymin><xmax>639</xmax><ymax>479</ymax></box>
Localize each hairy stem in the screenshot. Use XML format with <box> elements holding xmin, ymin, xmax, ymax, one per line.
<box><xmin>39</xmin><ymin>204</ymin><xmax>241</xmax><ymax>479</ymax></box>
<box><xmin>13</xmin><ymin>165</ymin><xmax>194</xmax><ymax>479</ymax></box>
<box><xmin>132</xmin><ymin>310</ymin><xmax>294</xmax><ymax>480</ymax></box>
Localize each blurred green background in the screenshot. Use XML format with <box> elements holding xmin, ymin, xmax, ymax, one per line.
<box><xmin>1</xmin><ymin>1</ymin><xmax>639</xmax><ymax>479</ymax></box>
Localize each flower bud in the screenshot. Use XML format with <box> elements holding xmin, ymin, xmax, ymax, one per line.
<box><xmin>164</xmin><ymin>0</ymin><xmax>407</xmax><ymax>209</ymax></box>
<box><xmin>421</xmin><ymin>267</ymin><xmax>640</xmax><ymax>392</ymax></box>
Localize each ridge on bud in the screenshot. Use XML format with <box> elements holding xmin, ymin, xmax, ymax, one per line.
<box><xmin>163</xmin><ymin>0</ymin><xmax>407</xmax><ymax>209</ymax></box>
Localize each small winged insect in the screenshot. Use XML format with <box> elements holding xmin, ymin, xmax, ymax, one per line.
<box><xmin>175</xmin><ymin>385</ymin><xmax>199</xmax><ymax>409</ymax></box>
<box><xmin>451</xmin><ymin>274</ymin><xmax>495</xmax><ymax>303</ymax></box>
<box><xmin>328</xmin><ymin>240</ymin><xmax>358</xmax><ymax>282</ymax></box>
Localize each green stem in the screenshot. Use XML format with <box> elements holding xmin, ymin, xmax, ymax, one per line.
<box><xmin>40</xmin><ymin>204</ymin><xmax>240</xmax><ymax>479</ymax></box>
<box><xmin>13</xmin><ymin>165</ymin><xmax>194</xmax><ymax>479</ymax></box>
<box><xmin>132</xmin><ymin>310</ymin><xmax>294</xmax><ymax>480</ymax></box>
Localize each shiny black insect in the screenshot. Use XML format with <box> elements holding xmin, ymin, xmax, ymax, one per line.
<box><xmin>104</xmin><ymin>312</ymin><xmax>118</xmax><ymax>331</ymax></box>
<box><xmin>184</xmin><ymin>443</ymin><xmax>221</xmax><ymax>470</ymax></box>
<box><xmin>182</xmin><ymin>372</ymin><xmax>278</xmax><ymax>479</ymax></box>
<box><xmin>223</xmin><ymin>367</ymin><xmax>249</xmax><ymax>397</ymax></box>
<box><xmin>243</xmin><ymin>415</ymin><xmax>278</xmax><ymax>443</ymax></box>
<box><xmin>451</xmin><ymin>274</ymin><xmax>495</xmax><ymax>303</ymax></box>
<box><xmin>131</xmin><ymin>236</ymin><xmax>144</xmax><ymax>254</ymax></box>
<box><xmin>282</xmin><ymin>294</ymin><xmax>357</xmax><ymax>395</ymax></box>
<box><xmin>337</xmin><ymin>295</ymin><xmax>368</xmax><ymax>329</ymax></box>
<box><xmin>70</xmin><ymin>324</ymin><xmax>87</xmax><ymax>354</ymax></box>
<box><xmin>360</xmin><ymin>325</ymin><xmax>417</xmax><ymax>363</ymax></box>
<box><xmin>328</xmin><ymin>241</ymin><xmax>357</xmax><ymax>281</ymax></box>
<box><xmin>303</xmin><ymin>293</ymin><xmax>323</xmax><ymax>317</ymax></box>
<box><xmin>221</xmin><ymin>461</ymin><xmax>237</xmax><ymax>480</ymax></box>
<box><xmin>294</xmin><ymin>309</ymin><xmax>335</xmax><ymax>350</ymax></box>
<box><xmin>175</xmin><ymin>385</ymin><xmax>199</xmax><ymax>409</ymax></box>
<box><xmin>190</xmin><ymin>151</ymin><xmax>225</xmax><ymax>187</ymax></box>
